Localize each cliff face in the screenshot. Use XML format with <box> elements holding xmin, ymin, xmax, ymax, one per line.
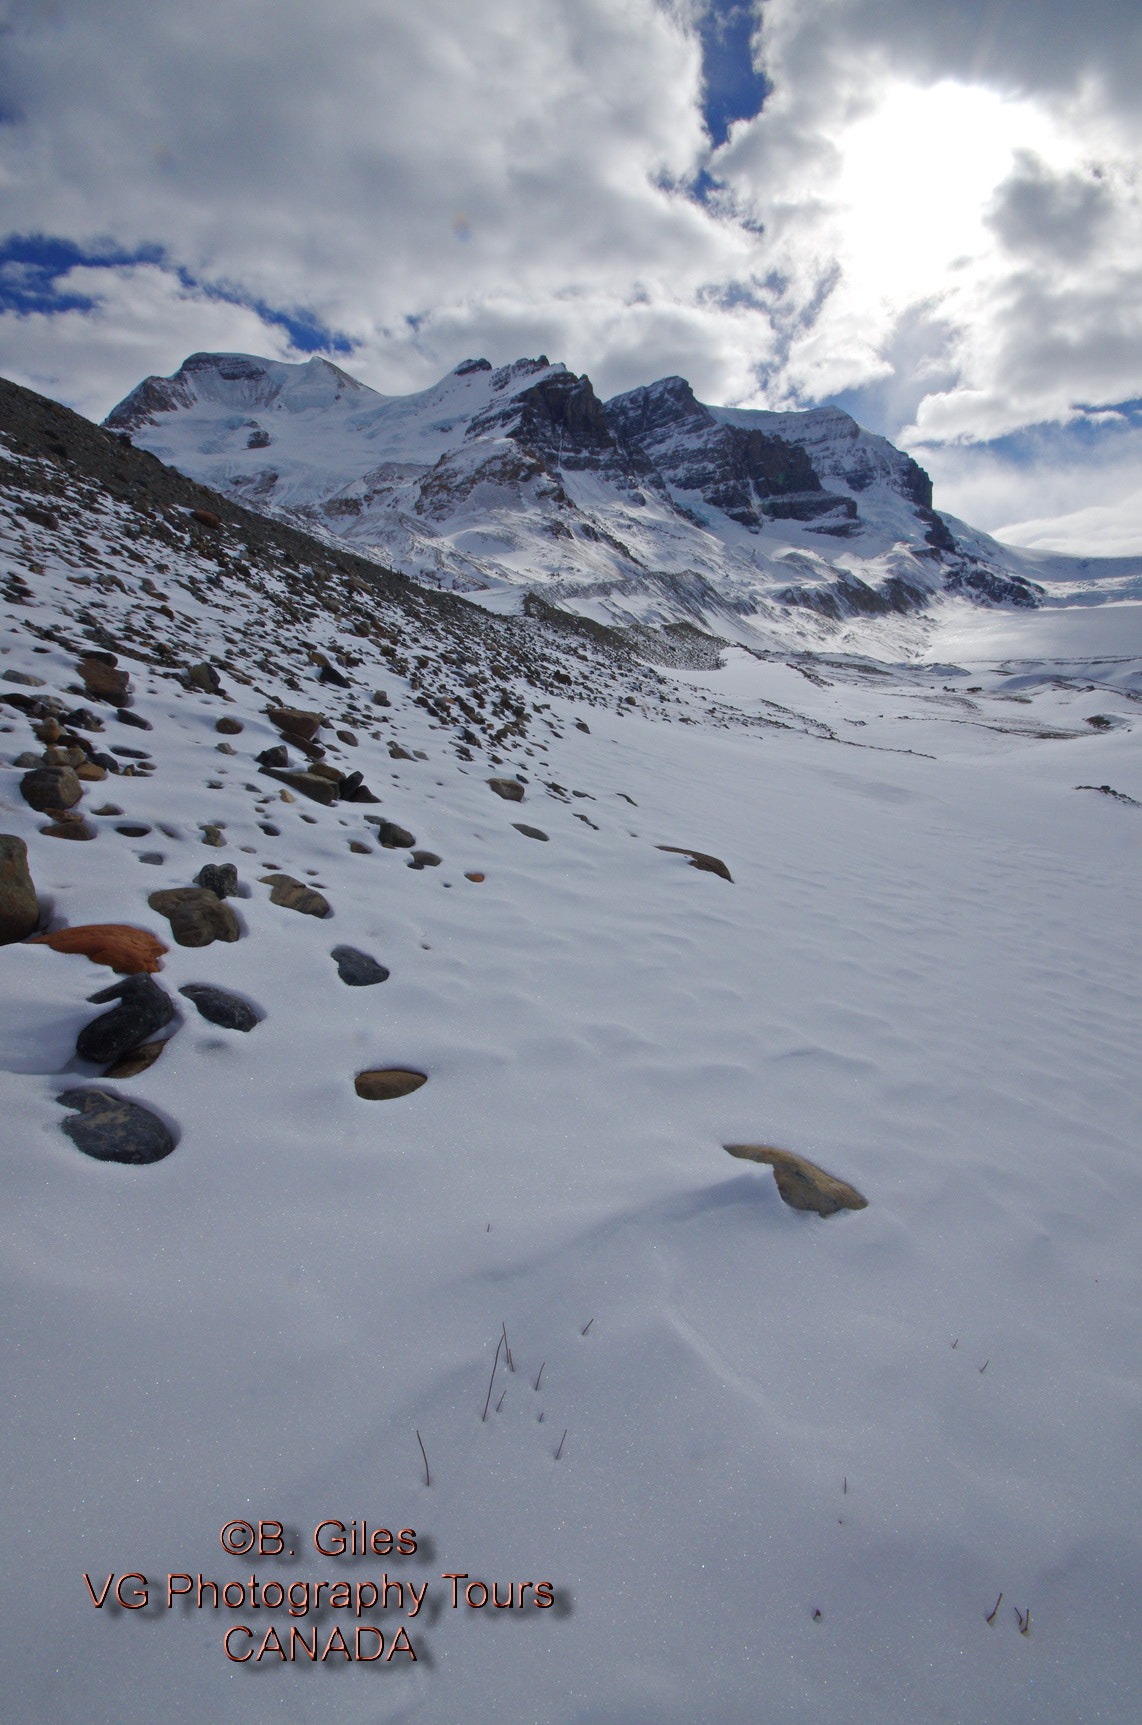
<box><xmin>104</xmin><ymin>351</ymin><xmax>1043</xmax><ymax>636</ymax></box>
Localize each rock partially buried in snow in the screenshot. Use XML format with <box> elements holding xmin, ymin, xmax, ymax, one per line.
<box><xmin>178</xmin><ymin>984</ymin><xmax>260</xmax><ymax>1031</ymax></box>
<box><xmin>148</xmin><ymin>887</ymin><xmax>241</xmax><ymax>947</ymax></box>
<box><xmin>367</xmin><ymin>818</ymin><xmax>416</xmax><ymax>848</ymax></box>
<box><xmin>194</xmin><ymin>862</ymin><xmax>239</xmax><ymax>899</ymax></box>
<box><xmin>76</xmin><ymin>974</ymin><xmax>176</xmax><ymax>1065</ymax></box>
<box><xmin>724</xmin><ymin>1144</ymin><xmax>867</xmax><ymax>1217</ymax></box>
<box><xmin>260</xmin><ymin>765</ymin><xmax>339</xmax><ymax>805</ymax></box>
<box><xmin>355</xmin><ymin>1068</ymin><xmax>427</xmax><ymax>1100</ymax></box>
<box><xmin>57</xmin><ymin>1087</ymin><xmax>176</xmax><ymax>1164</ymax></box>
<box><xmin>28</xmin><ymin>923</ymin><xmax>168</xmax><ymax>974</ymax></box>
<box><xmin>657</xmin><ymin>845</ymin><xmax>733</xmax><ymax>882</ymax></box>
<box><xmin>21</xmin><ymin>764</ymin><xmax>82</xmax><ymax>812</ymax></box>
<box><xmin>260</xmin><ymin>873</ymin><xmax>331</xmax><ymax>917</ymax></box>
<box><xmin>487</xmin><ymin>777</ymin><xmax>525</xmax><ymax>801</ymax></box>
<box><xmin>0</xmin><ymin>833</ymin><xmax>39</xmax><ymax>944</ymax></box>
<box><xmin>104</xmin><ymin>1039</ymin><xmax>167</xmax><ymax>1079</ymax></box>
<box><xmin>512</xmin><ymin>823</ymin><xmax>549</xmax><ymax>841</ymax></box>
<box><xmin>408</xmin><ymin>850</ymin><xmax>442</xmax><ymax>869</ymax></box>
<box><xmin>331</xmin><ymin>945</ymin><xmax>390</xmax><ymax>986</ymax></box>
<box><xmin>266</xmin><ymin>705</ymin><xmax>323</xmax><ymax>742</ymax></box>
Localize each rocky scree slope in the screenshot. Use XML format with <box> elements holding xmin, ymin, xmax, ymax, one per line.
<box><xmin>105</xmin><ymin>352</ymin><xmax>1043</xmax><ymax>634</ymax></box>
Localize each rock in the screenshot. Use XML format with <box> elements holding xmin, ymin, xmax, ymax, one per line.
<box><xmin>92</xmin><ymin>803</ymin><xmax>123</xmax><ymax>816</ymax></box>
<box><xmin>215</xmin><ymin>741</ymin><xmax>236</xmax><ymax>755</ymax></box>
<box><xmin>259</xmin><ymin>822</ymin><xmax>281</xmax><ymax>836</ymax></box>
<box><xmin>194</xmin><ymin>862</ymin><xmax>239</xmax><ymax>898</ymax></box>
<box><xmin>76</xmin><ymin>974</ymin><xmax>176</xmax><ymax>1064</ymax></box>
<box><xmin>256</xmin><ymin>744</ymin><xmax>289</xmax><ymax>768</ymax></box>
<box><xmin>0</xmin><ymin>833</ymin><xmax>39</xmax><ymax>943</ymax></box>
<box><xmin>575</xmin><ymin>719</ymin><xmax>590</xmax><ymax>732</ymax></box>
<box><xmin>104</xmin><ymin>1039</ymin><xmax>167</xmax><ymax>1079</ymax></box>
<box><xmin>215</xmin><ymin>716</ymin><xmax>243</xmax><ymax>734</ymax></box>
<box><xmin>178</xmin><ymin>984</ymin><xmax>260</xmax><ymax>1031</ymax></box>
<box><xmin>465</xmin><ymin>872</ymin><xmax>485</xmax><ymax>882</ymax></box>
<box><xmin>57</xmin><ymin>1088</ymin><xmax>176</xmax><ymax>1164</ymax></box>
<box><xmin>200</xmin><ymin>825</ymin><xmax>226</xmax><ymax>847</ymax></box>
<box><xmin>185</xmin><ymin>661</ymin><xmax>224</xmax><ymax>695</ymax></box>
<box><xmin>367</xmin><ymin>818</ymin><xmax>416</xmax><ymax>848</ymax></box>
<box><xmin>13</xmin><ymin>751</ymin><xmax>44</xmax><ymax>768</ymax></box>
<box><xmin>21</xmin><ymin>764</ymin><xmax>82</xmax><ymax>811</ymax></box>
<box><xmin>63</xmin><ymin>707</ymin><xmax>104</xmax><ymax>732</ymax></box>
<box><xmin>138</xmin><ymin>852</ymin><xmax>164</xmax><ymax>866</ymax></box>
<box><xmin>115</xmin><ymin>708</ymin><xmax>153</xmax><ymax>730</ymax></box>
<box><xmin>336</xmin><ymin>728</ymin><xmax>358</xmax><ymax>746</ymax></box>
<box><xmin>266</xmin><ymin>705</ymin><xmax>323</xmax><ymax>741</ymax></box>
<box><xmin>192</xmin><ymin>507</ymin><xmax>221</xmax><ymax>529</ymax></box>
<box><xmin>79</xmin><ymin>655</ymin><xmax>131</xmax><ymax>707</ymax></box>
<box><xmin>75</xmin><ymin>763</ymin><xmax>108</xmax><ymax>781</ymax></box>
<box><xmin>488</xmin><ymin>777</ymin><xmax>526</xmax><ymax>801</ymax></box>
<box><xmin>348</xmin><ymin>840</ymin><xmax>371</xmax><ymax>853</ymax></box>
<box><xmin>259</xmin><ymin>873</ymin><xmax>331</xmax><ymax>917</ymax></box>
<box><xmin>344</xmin><ymin>779</ymin><xmax>380</xmax><ymax>803</ymax></box>
<box><xmin>656</xmin><ymin>845</ymin><xmax>733</xmax><ymax>882</ymax></box>
<box><xmin>116</xmin><ymin>823</ymin><xmax>151</xmax><ymax>837</ymax></box>
<box><xmin>41</xmin><ymin>815</ymin><xmax>95</xmax><ymax>841</ymax></box>
<box><xmin>408</xmin><ymin>850</ymin><xmax>442</xmax><ymax>868</ymax></box>
<box><xmin>354</xmin><ymin>1068</ymin><xmax>427</xmax><ymax>1100</ymax></box>
<box><xmin>148</xmin><ymin>887</ymin><xmax>241</xmax><ymax>947</ymax></box>
<box><xmin>318</xmin><ymin>662</ymin><xmax>351</xmax><ymax>687</ymax></box>
<box><xmin>512</xmin><ymin>823</ymin><xmax>549</xmax><ymax>841</ymax></box>
<box><xmin>260</xmin><ymin>765</ymin><xmax>339</xmax><ymax>805</ymax></box>
<box><xmin>309</xmin><ymin>762</ymin><xmax>344</xmax><ymax>783</ymax></box>
<box><xmin>111</xmin><ymin>745</ymin><xmax>149</xmax><ymax>760</ymax></box>
<box><xmin>331</xmin><ymin>945</ymin><xmax>390</xmax><ymax>986</ymax></box>
<box><xmin>3</xmin><ymin>668</ymin><xmax>45</xmax><ymax>687</ymax></box>
<box><xmin>724</xmin><ymin>1144</ymin><xmax>868</xmax><ymax>1217</ymax></box>
<box><xmin>388</xmin><ymin>743</ymin><xmax>415</xmax><ymax>760</ymax></box>
<box><xmin>372</xmin><ymin>690</ymin><xmax>390</xmax><ymax>707</ymax></box>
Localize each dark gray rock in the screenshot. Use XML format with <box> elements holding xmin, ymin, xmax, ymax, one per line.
<box><xmin>331</xmin><ymin>945</ymin><xmax>390</xmax><ymax>986</ymax></box>
<box><xmin>0</xmin><ymin>833</ymin><xmax>39</xmax><ymax>943</ymax></box>
<box><xmin>512</xmin><ymin>823</ymin><xmax>549</xmax><ymax>841</ymax></box>
<box><xmin>367</xmin><ymin>818</ymin><xmax>416</xmax><ymax>848</ymax></box>
<box><xmin>57</xmin><ymin>1088</ymin><xmax>176</xmax><ymax>1164</ymax></box>
<box><xmin>148</xmin><ymin>886</ymin><xmax>241</xmax><ymax>946</ymax></box>
<box><xmin>178</xmin><ymin>984</ymin><xmax>260</xmax><ymax>1031</ymax></box>
<box><xmin>115</xmin><ymin>707</ymin><xmax>153</xmax><ymax>730</ymax></box>
<box><xmin>488</xmin><ymin>777</ymin><xmax>525</xmax><ymax>800</ymax></box>
<box><xmin>256</xmin><ymin>744</ymin><xmax>289</xmax><ymax>768</ymax></box>
<box><xmin>76</xmin><ymin>974</ymin><xmax>176</xmax><ymax>1064</ymax></box>
<box><xmin>407</xmin><ymin>850</ymin><xmax>442</xmax><ymax>868</ymax></box>
<box><xmin>194</xmin><ymin>862</ymin><xmax>239</xmax><ymax>898</ymax></box>
<box><xmin>259</xmin><ymin>765</ymin><xmax>339</xmax><ymax>805</ymax></box>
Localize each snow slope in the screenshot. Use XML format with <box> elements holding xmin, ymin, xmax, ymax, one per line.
<box><xmin>3</xmin><ymin>378</ymin><xmax>1142</xmax><ymax>1724</ymax></box>
<box><xmin>105</xmin><ymin>352</ymin><xmax>1112</xmax><ymax>636</ymax></box>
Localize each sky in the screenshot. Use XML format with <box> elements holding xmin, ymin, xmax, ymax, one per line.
<box><xmin>1</xmin><ymin>0</ymin><xmax>1141</xmax><ymax>554</ymax></box>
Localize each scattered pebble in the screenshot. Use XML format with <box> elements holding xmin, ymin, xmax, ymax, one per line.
<box><xmin>354</xmin><ymin>1068</ymin><xmax>427</xmax><ymax>1100</ymax></box>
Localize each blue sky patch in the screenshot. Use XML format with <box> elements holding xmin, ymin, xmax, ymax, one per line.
<box><xmin>697</xmin><ymin>1</ymin><xmax>768</xmax><ymax>150</ymax></box>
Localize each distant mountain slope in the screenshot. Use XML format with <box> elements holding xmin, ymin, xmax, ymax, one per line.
<box><xmin>107</xmin><ymin>350</ymin><xmax>1104</xmax><ymax>641</ymax></box>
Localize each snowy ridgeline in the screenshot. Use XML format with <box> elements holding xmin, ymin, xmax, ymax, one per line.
<box><xmin>2</xmin><ymin>373</ymin><xmax>1142</xmax><ymax>1724</ymax></box>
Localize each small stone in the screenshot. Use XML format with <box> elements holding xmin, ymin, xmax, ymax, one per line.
<box><xmin>92</xmin><ymin>803</ymin><xmax>124</xmax><ymax>816</ymax></box>
<box><xmin>259</xmin><ymin>823</ymin><xmax>281</xmax><ymax>836</ymax></box>
<box><xmin>138</xmin><ymin>852</ymin><xmax>164</xmax><ymax>865</ymax></box>
<box><xmin>388</xmin><ymin>743</ymin><xmax>414</xmax><ymax>760</ymax></box>
<box><xmin>193</xmin><ymin>862</ymin><xmax>239</xmax><ymax>899</ymax></box>
<box><xmin>0</xmin><ymin>833</ymin><xmax>39</xmax><ymax>943</ymax></box>
<box><xmin>512</xmin><ymin>823</ymin><xmax>549</xmax><ymax>841</ymax></box>
<box><xmin>215</xmin><ymin>716</ymin><xmax>243</xmax><ymax>735</ymax></box>
<box><xmin>148</xmin><ymin>887</ymin><xmax>241</xmax><ymax>947</ymax></box>
<box><xmin>336</xmin><ymin>728</ymin><xmax>358</xmax><ymax>746</ymax></box>
<box><xmin>21</xmin><ymin>764</ymin><xmax>82</xmax><ymax>811</ymax></box>
<box><xmin>331</xmin><ymin>945</ymin><xmax>390</xmax><ymax>986</ymax></box>
<box><xmin>259</xmin><ymin>873</ymin><xmax>331</xmax><ymax>917</ymax></box>
<box><xmin>41</xmin><ymin>817</ymin><xmax>96</xmax><ymax>841</ymax></box>
<box><xmin>575</xmin><ymin>719</ymin><xmax>590</xmax><ymax>732</ymax></box>
<box><xmin>104</xmin><ymin>1039</ymin><xmax>167</xmax><ymax>1079</ymax></box>
<box><xmin>488</xmin><ymin>777</ymin><xmax>525</xmax><ymax>801</ymax></box>
<box><xmin>372</xmin><ymin>689</ymin><xmax>390</xmax><ymax>707</ymax></box>
<box><xmin>656</xmin><ymin>845</ymin><xmax>733</xmax><ymax>882</ymax></box>
<box><xmin>115</xmin><ymin>708</ymin><xmax>153</xmax><ymax>730</ymax></box>
<box><xmin>354</xmin><ymin>1068</ymin><xmax>427</xmax><ymax>1100</ymax></box>
<box><xmin>348</xmin><ymin>840</ymin><xmax>371</xmax><ymax>854</ymax></box>
<box><xmin>74</xmin><ymin>763</ymin><xmax>108</xmax><ymax>781</ymax></box>
<box><xmin>407</xmin><ymin>850</ymin><xmax>442</xmax><ymax>868</ymax></box>
<box><xmin>57</xmin><ymin>1088</ymin><xmax>176</xmax><ymax>1164</ymax></box>
<box><xmin>2</xmin><ymin>668</ymin><xmax>45</xmax><ymax>687</ymax></box>
<box><xmin>185</xmin><ymin>661</ymin><xmax>224</xmax><ymax>695</ymax></box>
<box><xmin>367</xmin><ymin>818</ymin><xmax>415</xmax><ymax>848</ymax></box>
<box><xmin>724</xmin><ymin>1144</ymin><xmax>868</xmax><ymax>1217</ymax></box>
<box><xmin>179</xmin><ymin>984</ymin><xmax>260</xmax><ymax>1031</ymax></box>
<box><xmin>77</xmin><ymin>974</ymin><xmax>175</xmax><ymax>1065</ymax></box>
<box><xmin>215</xmin><ymin>741</ymin><xmax>236</xmax><ymax>755</ymax></box>
<box><xmin>465</xmin><ymin>872</ymin><xmax>485</xmax><ymax>882</ymax></box>
<box><xmin>200</xmin><ymin>825</ymin><xmax>226</xmax><ymax>847</ymax></box>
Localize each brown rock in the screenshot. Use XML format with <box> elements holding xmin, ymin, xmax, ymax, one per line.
<box><xmin>79</xmin><ymin>656</ymin><xmax>131</xmax><ymax>706</ymax></box>
<box><xmin>191</xmin><ymin>508</ymin><xmax>221</xmax><ymax>529</ymax></box>
<box><xmin>309</xmin><ymin>762</ymin><xmax>344</xmax><ymax>783</ymax></box>
<box><xmin>0</xmin><ymin>833</ymin><xmax>39</xmax><ymax>943</ymax></box>
<box><xmin>657</xmin><ymin>845</ymin><xmax>733</xmax><ymax>882</ymax></box>
<box><xmin>259</xmin><ymin>765</ymin><xmax>339</xmax><ymax>805</ymax></box>
<box><xmin>349</xmin><ymin>841</ymin><xmax>372</xmax><ymax>854</ymax></box>
<box><xmin>266</xmin><ymin>705</ymin><xmax>323</xmax><ymax>741</ymax></box>
<box><xmin>29</xmin><ymin>924</ymin><xmax>168</xmax><ymax>973</ymax></box>
<box><xmin>21</xmin><ymin>765</ymin><xmax>82</xmax><ymax>812</ymax></box>
<box><xmin>185</xmin><ymin>662</ymin><xmax>224</xmax><ymax>695</ymax></box>
<box><xmin>41</xmin><ymin>816</ymin><xmax>95</xmax><ymax>841</ymax></box>
<box><xmin>259</xmin><ymin>873</ymin><xmax>331</xmax><ymax>917</ymax></box>
<box><xmin>354</xmin><ymin>1068</ymin><xmax>427</xmax><ymax>1100</ymax></box>
<box><xmin>488</xmin><ymin>777</ymin><xmax>526</xmax><ymax>801</ymax></box>
<box><xmin>388</xmin><ymin>743</ymin><xmax>414</xmax><ymax>760</ymax></box>
<box><xmin>724</xmin><ymin>1144</ymin><xmax>867</xmax><ymax>1217</ymax></box>
<box><xmin>75</xmin><ymin>763</ymin><xmax>108</xmax><ymax>781</ymax></box>
<box><xmin>104</xmin><ymin>1039</ymin><xmax>167</xmax><ymax>1079</ymax></box>
<box><xmin>465</xmin><ymin>872</ymin><xmax>485</xmax><ymax>882</ymax></box>
<box><xmin>215</xmin><ymin>716</ymin><xmax>243</xmax><ymax>735</ymax></box>
<box><xmin>148</xmin><ymin>887</ymin><xmax>241</xmax><ymax>947</ymax></box>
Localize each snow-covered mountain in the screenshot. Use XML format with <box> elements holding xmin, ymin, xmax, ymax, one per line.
<box><xmin>105</xmin><ymin>351</ymin><xmax>1056</xmax><ymax>640</ymax></box>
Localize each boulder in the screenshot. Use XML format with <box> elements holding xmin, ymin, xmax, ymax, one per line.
<box><xmin>367</xmin><ymin>818</ymin><xmax>416</xmax><ymax>848</ymax></box>
<box><xmin>21</xmin><ymin>764</ymin><xmax>82</xmax><ymax>811</ymax></box>
<box><xmin>115</xmin><ymin>708</ymin><xmax>152</xmax><ymax>730</ymax></box>
<box><xmin>28</xmin><ymin>924</ymin><xmax>168</xmax><ymax>974</ymax></box>
<box><xmin>148</xmin><ymin>887</ymin><xmax>241</xmax><ymax>947</ymax></box>
<box><xmin>259</xmin><ymin>873</ymin><xmax>331</xmax><ymax>917</ymax></box>
<box><xmin>487</xmin><ymin>777</ymin><xmax>525</xmax><ymax>801</ymax></box>
<box><xmin>255</xmin><ymin>744</ymin><xmax>289</xmax><ymax>768</ymax></box>
<box><xmin>354</xmin><ymin>1068</ymin><xmax>427</xmax><ymax>1100</ymax></box>
<box><xmin>185</xmin><ymin>662</ymin><xmax>224</xmax><ymax>695</ymax></box>
<box><xmin>331</xmin><ymin>945</ymin><xmax>390</xmax><ymax>986</ymax></box>
<box><xmin>724</xmin><ymin>1144</ymin><xmax>867</xmax><ymax>1217</ymax></box>
<box><xmin>0</xmin><ymin>833</ymin><xmax>39</xmax><ymax>943</ymax></box>
<box><xmin>266</xmin><ymin>705</ymin><xmax>323</xmax><ymax>741</ymax></box>
<box><xmin>259</xmin><ymin>765</ymin><xmax>339</xmax><ymax>805</ymax></box>
<box><xmin>41</xmin><ymin>814</ymin><xmax>95</xmax><ymax>841</ymax></box>
<box><xmin>79</xmin><ymin>656</ymin><xmax>131</xmax><ymax>706</ymax></box>
<box><xmin>76</xmin><ymin>974</ymin><xmax>176</xmax><ymax>1065</ymax></box>
<box><xmin>657</xmin><ymin>845</ymin><xmax>732</xmax><ymax>882</ymax></box>
<box><xmin>57</xmin><ymin>1088</ymin><xmax>176</xmax><ymax>1164</ymax></box>
<box><xmin>215</xmin><ymin>716</ymin><xmax>243</xmax><ymax>735</ymax></box>
<box><xmin>193</xmin><ymin>862</ymin><xmax>239</xmax><ymax>899</ymax></box>
<box><xmin>178</xmin><ymin>984</ymin><xmax>260</xmax><ymax>1031</ymax></box>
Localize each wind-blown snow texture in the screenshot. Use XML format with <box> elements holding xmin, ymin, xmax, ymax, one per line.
<box><xmin>3</xmin><ymin>374</ymin><xmax>1142</xmax><ymax>1723</ymax></box>
<box><xmin>107</xmin><ymin>350</ymin><xmax>1119</xmax><ymax>635</ymax></box>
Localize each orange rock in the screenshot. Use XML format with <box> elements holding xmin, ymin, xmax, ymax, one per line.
<box><xmin>28</xmin><ymin>923</ymin><xmax>168</xmax><ymax>974</ymax></box>
<box><xmin>465</xmin><ymin>872</ymin><xmax>485</xmax><ymax>882</ymax></box>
